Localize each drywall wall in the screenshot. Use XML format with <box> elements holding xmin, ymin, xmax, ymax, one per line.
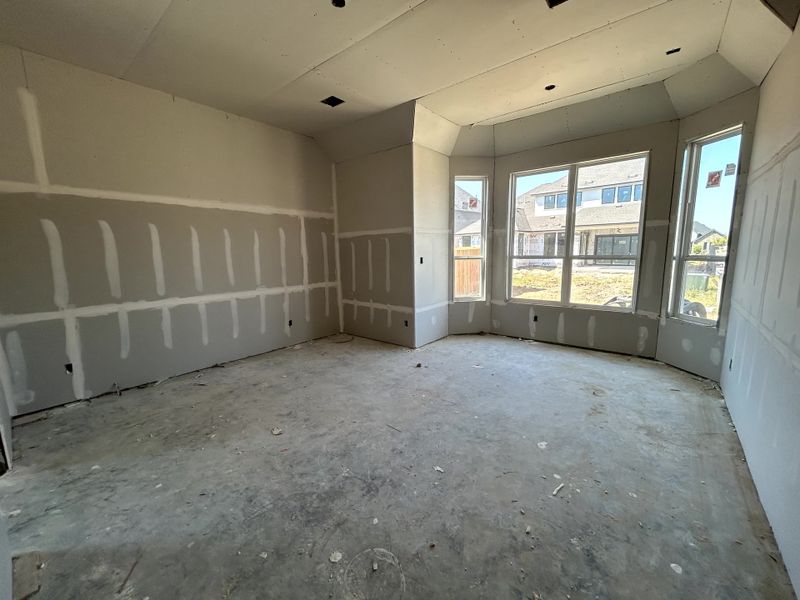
<box><xmin>448</xmin><ymin>156</ymin><xmax>494</xmax><ymax>335</ymax></box>
<box><xmin>657</xmin><ymin>89</ymin><xmax>759</xmax><ymax>380</ymax></box>
<box><xmin>413</xmin><ymin>144</ymin><xmax>450</xmax><ymax>347</ymax></box>
<box><xmin>0</xmin><ymin>45</ymin><xmax>337</xmax><ymax>440</ymax></box>
<box><xmin>721</xmin><ymin>25</ymin><xmax>800</xmax><ymax>592</ymax></box>
<box><xmin>490</xmin><ymin>121</ymin><xmax>679</xmax><ymax>356</ymax></box>
<box><xmin>335</xmin><ymin>144</ymin><xmax>416</xmax><ymax>347</ymax></box>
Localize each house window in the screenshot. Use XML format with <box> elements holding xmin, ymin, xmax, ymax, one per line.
<box><xmin>556</xmin><ymin>193</ymin><xmax>568</xmax><ymax>208</ymax></box>
<box><xmin>670</xmin><ymin>126</ymin><xmax>743</xmax><ymax>324</ymax></box>
<box><xmin>510</xmin><ymin>153</ymin><xmax>649</xmax><ymax>309</ymax></box>
<box><xmin>510</xmin><ymin>167</ymin><xmax>570</xmax><ymax>301</ymax></box>
<box><xmin>544</xmin><ymin>195</ymin><xmax>556</xmax><ymax>209</ymax></box>
<box><xmin>453</xmin><ymin>176</ymin><xmax>488</xmax><ymax>301</ymax></box>
<box><xmin>633</xmin><ymin>184</ymin><xmax>643</xmax><ymax>201</ymax></box>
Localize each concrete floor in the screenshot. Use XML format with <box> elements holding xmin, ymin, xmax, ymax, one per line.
<box><xmin>0</xmin><ymin>334</ymin><xmax>795</xmax><ymax>600</ymax></box>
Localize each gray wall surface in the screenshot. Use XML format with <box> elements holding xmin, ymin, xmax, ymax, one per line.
<box><xmin>488</xmin><ymin>121</ymin><xmax>680</xmax><ymax>357</ymax></box>
<box><xmin>721</xmin><ymin>25</ymin><xmax>800</xmax><ymax>592</ymax></box>
<box><xmin>413</xmin><ymin>144</ymin><xmax>450</xmax><ymax>347</ymax></box>
<box><xmin>656</xmin><ymin>89</ymin><xmax>760</xmax><ymax>380</ymax></box>
<box><xmin>335</xmin><ymin>144</ymin><xmax>416</xmax><ymax>347</ymax></box>
<box><xmin>0</xmin><ymin>45</ymin><xmax>337</xmax><ymax>458</ymax></box>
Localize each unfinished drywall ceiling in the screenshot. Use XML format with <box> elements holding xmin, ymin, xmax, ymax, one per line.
<box><xmin>0</xmin><ymin>0</ymin><xmax>788</xmax><ymax>136</ymax></box>
<box><xmin>760</xmin><ymin>0</ymin><xmax>800</xmax><ymax>27</ymax></box>
<box><xmin>664</xmin><ymin>54</ymin><xmax>754</xmax><ymax>118</ymax></box>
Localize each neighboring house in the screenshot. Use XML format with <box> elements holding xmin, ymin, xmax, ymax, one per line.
<box><xmin>454</xmin><ymin>185</ymin><xmax>482</xmax><ymax>250</ymax></box>
<box><xmin>515</xmin><ymin>158</ymin><xmax>646</xmax><ymax>267</ymax></box>
<box><xmin>691</xmin><ymin>221</ymin><xmax>726</xmax><ymax>256</ymax></box>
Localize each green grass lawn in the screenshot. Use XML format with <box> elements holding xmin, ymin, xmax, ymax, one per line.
<box><xmin>512</xmin><ymin>267</ymin><xmax>634</xmax><ymax>305</ymax></box>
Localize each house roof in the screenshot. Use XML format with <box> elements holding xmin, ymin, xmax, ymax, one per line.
<box><xmin>516</xmin><ymin>202</ymin><xmax>642</xmax><ymax>233</ymax></box>
<box><xmin>455</xmin><ymin>184</ymin><xmax>477</xmax><ymax>206</ymax></box>
<box><xmin>521</xmin><ymin>157</ymin><xmax>646</xmax><ymax>198</ymax></box>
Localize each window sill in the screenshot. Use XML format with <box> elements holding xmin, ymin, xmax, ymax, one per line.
<box><xmin>505</xmin><ymin>298</ymin><xmax>634</xmax><ymax>314</ymax></box>
<box><xmin>453</xmin><ymin>297</ymin><xmax>486</xmax><ymax>303</ymax></box>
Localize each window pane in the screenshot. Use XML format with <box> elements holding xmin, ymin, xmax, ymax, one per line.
<box><xmin>574</xmin><ymin>156</ymin><xmax>646</xmax><ymax>257</ymax></box>
<box><xmin>617</xmin><ymin>185</ymin><xmax>632</xmax><ymax>203</ymax></box>
<box><xmin>556</xmin><ymin>192</ymin><xmax>568</xmax><ymax>208</ymax></box>
<box><xmin>688</xmin><ymin>133</ymin><xmax>742</xmax><ymax>257</ymax></box>
<box><xmin>570</xmin><ymin>260</ymin><xmax>635</xmax><ymax>308</ymax></box>
<box><xmin>454</xmin><ymin>178</ymin><xmax>484</xmax><ymax>254</ymax></box>
<box><xmin>454</xmin><ymin>258</ymin><xmax>483</xmax><ymax>298</ymax></box>
<box><xmin>576</xmin><ymin>191</ymin><xmax>583</xmax><ymax>206</ymax></box>
<box><xmin>679</xmin><ymin>260</ymin><xmax>726</xmax><ymax>321</ymax></box>
<box><xmin>601</xmin><ymin>188</ymin><xmax>615</xmax><ymax>204</ymax></box>
<box><xmin>513</xmin><ymin>169</ymin><xmax>569</xmax><ymax>257</ymax></box>
<box><xmin>633</xmin><ymin>184</ymin><xmax>643</xmax><ymax>201</ymax></box>
<box><xmin>511</xmin><ymin>259</ymin><xmax>563</xmax><ymax>301</ymax></box>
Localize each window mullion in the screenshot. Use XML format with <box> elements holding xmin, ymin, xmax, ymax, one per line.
<box><xmin>561</xmin><ymin>165</ymin><xmax>578</xmax><ymax>303</ymax></box>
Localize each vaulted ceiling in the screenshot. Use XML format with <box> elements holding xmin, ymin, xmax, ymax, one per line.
<box><xmin>0</xmin><ymin>0</ymin><xmax>792</xmax><ymax>136</ymax></box>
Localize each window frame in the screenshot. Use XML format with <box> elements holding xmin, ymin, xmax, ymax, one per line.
<box><xmin>669</xmin><ymin>125</ymin><xmax>743</xmax><ymax>326</ymax></box>
<box><xmin>452</xmin><ymin>175</ymin><xmax>489</xmax><ymax>302</ymax></box>
<box><xmin>507</xmin><ymin>152</ymin><xmax>650</xmax><ymax>311</ymax></box>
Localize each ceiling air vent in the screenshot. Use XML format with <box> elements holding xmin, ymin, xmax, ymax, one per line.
<box><xmin>321</xmin><ymin>96</ymin><xmax>345</xmax><ymax>108</ymax></box>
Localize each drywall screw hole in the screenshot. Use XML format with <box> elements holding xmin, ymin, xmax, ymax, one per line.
<box><xmin>64</xmin><ymin>363</ymin><xmax>73</xmax><ymax>374</ymax></box>
<box><xmin>288</xmin><ymin>320</ymin><xmax>293</xmax><ymax>327</ymax></box>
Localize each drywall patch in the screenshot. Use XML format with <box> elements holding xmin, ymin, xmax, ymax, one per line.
<box><xmin>190</xmin><ymin>226</ymin><xmax>204</xmax><ymax>292</ymax></box>
<box><xmin>63</xmin><ymin>314</ymin><xmax>86</xmax><ymax>399</ymax></box>
<box><xmin>98</xmin><ymin>220</ymin><xmax>121</xmax><ymax>299</ymax></box>
<box><xmin>468</xmin><ymin>302</ymin><xmax>476</xmax><ymax>324</ymax></box>
<box><xmin>259</xmin><ymin>295</ymin><xmax>267</xmax><ymax>334</ymax></box>
<box><xmin>300</xmin><ymin>218</ymin><xmax>310</xmax><ymax>322</ymax></box>
<box><xmin>279</xmin><ymin>227</ymin><xmax>290</xmax><ymax>337</ymax></box>
<box><xmin>528</xmin><ymin>307</ymin><xmax>537</xmax><ymax>338</ymax></box>
<box><xmin>117</xmin><ymin>309</ymin><xmax>130</xmax><ymax>359</ymax></box>
<box><xmin>198</xmin><ymin>303</ymin><xmax>209</xmax><ymax>346</ymax></box>
<box><xmin>557</xmin><ymin>313</ymin><xmax>565</xmax><ymax>344</ymax></box>
<box><xmin>5</xmin><ymin>332</ymin><xmax>33</xmax><ymax>408</ymax></box>
<box><xmin>18</xmin><ymin>88</ymin><xmax>49</xmax><ymax>188</ymax></box>
<box><xmin>350</xmin><ymin>241</ymin><xmax>356</xmax><ymax>292</ymax></box>
<box><xmin>161</xmin><ymin>307</ymin><xmax>173</xmax><ymax>349</ymax></box>
<box><xmin>384</xmin><ymin>237</ymin><xmax>391</xmax><ymax>292</ymax></box>
<box><xmin>230</xmin><ymin>299</ymin><xmax>239</xmax><ymax>339</ymax></box>
<box><xmin>253</xmin><ymin>231</ymin><xmax>262</xmax><ymax>286</ymax></box>
<box><xmin>710</xmin><ymin>346</ymin><xmax>722</xmax><ymax>366</ymax></box>
<box><xmin>587</xmin><ymin>315</ymin><xmax>596</xmax><ymax>348</ymax></box>
<box><xmin>40</xmin><ymin>219</ymin><xmax>68</xmax><ymax>309</ymax></box>
<box><xmin>681</xmin><ymin>338</ymin><xmax>694</xmax><ymax>352</ymax></box>
<box><xmin>637</xmin><ymin>326</ymin><xmax>649</xmax><ymax>354</ymax></box>
<box><xmin>148</xmin><ymin>223</ymin><xmax>166</xmax><ymax>296</ymax></box>
<box><xmin>224</xmin><ymin>228</ymin><xmax>235</xmax><ymax>287</ymax></box>
<box><xmin>322</xmin><ymin>232</ymin><xmax>330</xmax><ymax>317</ymax></box>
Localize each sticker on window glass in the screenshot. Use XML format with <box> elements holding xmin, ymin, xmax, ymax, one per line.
<box><xmin>725</xmin><ymin>163</ymin><xmax>736</xmax><ymax>176</ymax></box>
<box><xmin>706</xmin><ymin>170</ymin><xmax>722</xmax><ymax>188</ymax></box>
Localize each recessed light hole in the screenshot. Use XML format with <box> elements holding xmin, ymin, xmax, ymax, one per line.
<box><xmin>321</xmin><ymin>95</ymin><xmax>345</xmax><ymax>108</ymax></box>
<box><xmin>545</xmin><ymin>84</ymin><xmax>556</xmax><ymax>91</ymax></box>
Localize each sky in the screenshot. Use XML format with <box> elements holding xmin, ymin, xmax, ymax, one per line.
<box><xmin>692</xmin><ymin>133</ymin><xmax>742</xmax><ymax>235</ymax></box>
<box><xmin>455</xmin><ymin>178</ymin><xmax>484</xmax><ymax>199</ymax></box>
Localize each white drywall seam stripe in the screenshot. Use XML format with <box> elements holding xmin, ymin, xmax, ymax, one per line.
<box><xmin>198</xmin><ymin>303</ymin><xmax>209</xmax><ymax>346</ymax></box>
<box><xmin>40</xmin><ymin>219</ymin><xmax>68</xmax><ymax>309</ymax></box>
<box><xmin>98</xmin><ymin>220</ymin><xmax>122</xmax><ymax>298</ymax></box>
<box><xmin>350</xmin><ymin>241</ymin><xmax>356</xmax><ymax>292</ymax></box>
<box><xmin>0</xmin><ymin>339</ymin><xmax>18</xmax><ymax>418</ymax></box>
<box><xmin>253</xmin><ymin>231</ymin><xmax>262</xmax><ymax>286</ymax></box>
<box><xmin>63</xmin><ymin>313</ymin><xmax>86</xmax><ymax>399</ymax></box>
<box><xmin>384</xmin><ymin>238</ymin><xmax>391</xmax><ymax>292</ymax></box>
<box><xmin>230</xmin><ymin>299</ymin><xmax>239</xmax><ymax>339</ymax></box>
<box><xmin>224</xmin><ymin>228</ymin><xmax>235</xmax><ymax>287</ymax></box>
<box><xmin>190</xmin><ymin>226</ymin><xmax>204</xmax><ymax>292</ymax></box>
<box><xmin>331</xmin><ymin>164</ymin><xmax>344</xmax><ymax>333</ymax></box>
<box><xmin>322</xmin><ymin>232</ymin><xmax>330</xmax><ymax>317</ymax></box>
<box><xmin>117</xmin><ymin>309</ymin><xmax>130</xmax><ymax>359</ymax></box>
<box><xmin>0</xmin><ymin>282</ymin><xmax>338</xmax><ymax>328</ymax></box>
<box><xmin>148</xmin><ymin>223</ymin><xmax>166</xmax><ymax>296</ymax></box>
<box><xmin>300</xmin><ymin>217</ymin><xmax>310</xmax><ymax>322</ymax></box>
<box><xmin>17</xmin><ymin>88</ymin><xmax>49</xmax><ymax>188</ymax></box>
<box><xmin>0</xmin><ymin>180</ymin><xmax>334</xmax><ymax>220</ymax></box>
<box><xmin>342</xmin><ymin>299</ymin><xmax>413</xmax><ymax>314</ymax></box>
<box><xmin>161</xmin><ymin>306</ymin><xmax>173</xmax><ymax>349</ymax></box>
<box><xmin>337</xmin><ymin>227</ymin><xmax>412</xmax><ymax>238</ymax></box>
<box><xmin>368</xmin><ymin>239</ymin><xmax>373</xmax><ymax>291</ymax></box>
<box><xmin>279</xmin><ymin>227</ymin><xmax>290</xmax><ymax>337</ymax></box>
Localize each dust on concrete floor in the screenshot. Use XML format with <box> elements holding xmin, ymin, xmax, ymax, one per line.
<box><xmin>0</xmin><ymin>334</ymin><xmax>795</xmax><ymax>600</ymax></box>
